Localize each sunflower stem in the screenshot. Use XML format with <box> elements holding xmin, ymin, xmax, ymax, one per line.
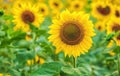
<box><xmin>73</xmin><ymin>57</ymin><xmax>77</xmax><ymax>68</ymax></box>
<box><xmin>117</xmin><ymin>48</ymin><xmax>120</xmax><ymax>76</ymax></box>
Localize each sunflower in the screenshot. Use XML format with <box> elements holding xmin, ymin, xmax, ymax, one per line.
<box><xmin>107</xmin><ymin>40</ymin><xmax>116</xmax><ymax>56</ymax></box>
<box><xmin>37</xmin><ymin>3</ymin><xmax>49</xmax><ymax>17</ymax></box>
<box><xmin>12</xmin><ymin>0</ymin><xmax>22</xmax><ymax>8</ymax></box>
<box><xmin>91</xmin><ymin>1</ymin><xmax>114</xmax><ymax>20</ymax></box>
<box><xmin>107</xmin><ymin>18</ymin><xmax>120</xmax><ymax>45</ymax></box>
<box><xmin>113</xmin><ymin>5</ymin><xmax>120</xmax><ymax>18</ymax></box>
<box><xmin>49</xmin><ymin>0</ymin><xmax>63</xmax><ymax>18</ymax></box>
<box><xmin>13</xmin><ymin>2</ymin><xmax>43</xmax><ymax>32</ymax></box>
<box><xmin>49</xmin><ymin>0</ymin><xmax>63</xmax><ymax>11</ymax></box>
<box><xmin>0</xmin><ymin>2</ymin><xmax>12</xmax><ymax>15</ymax></box>
<box><xmin>25</xmin><ymin>33</ymin><xmax>32</xmax><ymax>41</ymax></box>
<box><xmin>48</xmin><ymin>10</ymin><xmax>95</xmax><ymax>57</ymax></box>
<box><xmin>69</xmin><ymin>0</ymin><xmax>86</xmax><ymax>12</ymax></box>
<box><xmin>95</xmin><ymin>21</ymin><xmax>106</xmax><ymax>32</ymax></box>
<box><xmin>27</xmin><ymin>55</ymin><xmax>44</xmax><ymax>65</ymax></box>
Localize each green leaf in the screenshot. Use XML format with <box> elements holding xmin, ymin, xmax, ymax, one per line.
<box><xmin>61</xmin><ymin>66</ymin><xmax>83</xmax><ymax>76</ymax></box>
<box><xmin>12</xmin><ymin>40</ymin><xmax>31</xmax><ymax>48</ymax></box>
<box><xmin>15</xmin><ymin>50</ymin><xmax>35</xmax><ymax>63</ymax></box>
<box><xmin>30</xmin><ymin>62</ymin><xmax>63</xmax><ymax>76</ymax></box>
<box><xmin>0</xmin><ymin>31</ymin><xmax>5</xmax><ymax>37</ymax></box>
<box><xmin>9</xmin><ymin>69</ymin><xmax>21</xmax><ymax>76</ymax></box>
<box><xmin>105</xmin><ymin>33</ymin><xmax>115</xmax><ymax>41</ymax></box>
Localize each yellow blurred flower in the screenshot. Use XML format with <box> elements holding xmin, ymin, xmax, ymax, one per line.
<box><xmin>49</xmin><ymin>0</ymin><xmax>63</xmax><ymax>17</ymax></box>
<box><xmin>107</xmin><ymin>18</ymin><xmax>120</xmax><ymax>46</ymax></box>
<box><xmin>13</xmin><ymin>2</ymin><xmax>44</xmax><ymax>32</ymax></box>
<box><xmin>95</xmin><ymin>20</ymin><xmax>106</xmax><ymax>32</ymax></box>
<box><xmin>27</xmin><ymin>55</ymin><xmax>45</xmax><ymax>65</ymax></box>
<box><xmin>12</xmin><ymin>0</ymin><xmax>22</xmax><ymax>8</ymax></box>
<box><xmin>69</xmin><ymin>0</ymin><xmax>86</xmax><ymax>12</ymax></box>
<box><xmin>107</xmin><ymin>40</ymin><xmax>116</xmax><ymax>56</ymax></box>
<box><xmin>91</xmin><ymin>1</ymin><xmax>114</xmax><ymax>21</ymax></box>
<box><xmin>49</xmin><ymin>0</ymin><xmax>63</xmax><ymax>11</ymax></box>
<box><xmin>48</xmin><ymin>10</ymin><xmax>95</xmax><ymax>57</ymax></box>
<box><xmin>25</xmin><ymin>35</ymin><xmax>32</xmax><ymax>41</ymax></box>
<box><xmin>38</xmin><ymin>3</ymin><xmax>49</xmax><ymax>17</ymax></box>
<box><xmin>113</xmin><ymin>5</ymin><xmax>120</xmax><ymax>18</ymax></box>
<box><xmin>0</xmin><ymin>3</ymin><xmax>12</xmax><ymax>15</ymax></box>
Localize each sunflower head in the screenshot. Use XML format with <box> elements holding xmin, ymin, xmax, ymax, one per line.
<box><xmin>113</xmin><ymin>5</ymin><xmax>120</xmax><ymax>18</ymax></box>
<box><xmin>95</xmin><ymin>20</ymin><xmax>106</xmax><ymax>32</ymax></box>
<box><xmin>0</xmin><ymin>2</ymin><xmax>12</xmax><ymax>15</ymax></box>
<box><xmin>91</xmin><ymin>1</ymin><xmax>114</xmax><ymax>20</ymax></box>
<box><xmin>27</xmin><ymin>55</ymin><xmax>45</xmax><ymax>65</ymax></box>
<box><xmin>37</xmin><ymin>3</ymin><xmax>49</xmax><ymax>17</ymax></box>
<box><xmin>12</xmin><ymin>0</ymin><xmax>32</xmax><ymax>8</ymax></box>
<box><xmin>25</xmin><ymin>34</ymin><xmax>32</xmax><ymax>41</ymax></box>
<box><xmin>48</xmin><ymin>10</ymin><xmax>95</xmax><ymax>57</ymax></box>
<box><xmin>69</xmin><ymin>0</ymin><xmax>86</xmax><ymax>12</ymax></box>
<box><xmin>49</xmin><ymin>0</ymin><xmax>63</xmax><ymax>11</ymax></box>
<box><xmin>21</xmin><ymin>10</ymin><xmax>35</xmax><ymax>23</ymax></box>
<box><xmin>13</xmin><ymin>2</ymin><xmax>44</xmax><ymax>32</ymax></box>
<box><xmin>107</xmin><ymin>18</ymin><xmax>120</xmax><ymax>45</ymax></box>
<box><xmin>107</xmin><ymin>40</ymin><xmax>116</xmax><ymax>56</ymax></box>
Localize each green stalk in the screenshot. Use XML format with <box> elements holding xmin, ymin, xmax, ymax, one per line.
<box><xmin>118</xmin><ymin>51</ymin><xmax>120</xmax><ymax>76</ymax></box>
<box><xmin>116</xmin><ymin>45</ymin><xmax>120</xmax><ymax>76</ymax></box>
<box><xmin>73</xmin><ymin>57</ymin><xmax>77</xmax><ymax>68</ymax></box>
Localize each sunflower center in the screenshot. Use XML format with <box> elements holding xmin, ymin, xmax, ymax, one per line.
<box><xmin>112</xmin><ymin>24</ymin><xmax>120</xmax><ymax>32</ymax></box>
<box><xmin>112</xmin><ymin>24</ymin><xmax>120</xmax><ymax>40</ymax></box>
<box><xmin>41</xmin><ymin>8</ymin><xmax>45</xmax><ymax>12</ymax></box>
<box><xmin>97</xmin><ymin>6</ymin><xmax>110</xmax><ymax>15</ymax></box>
<box><xmin>98</xmin><ymin>25</ymin><xmax>101</xmax><ymax>30</ymax></box>
<box><xmin>115</xmin><ymin>10</ymin><xmax>120</xmax><ymax>17</ymax></box>
<box><xmin>53</xmin><ymin>2</ymin><xmax>59</xmax><ymax>7</ymax></box>
<box><xmin>60</xmin><ymin>22</ymin><xmax>84</xmax><ymax>45</ymax></box>
<box><xmin>21</xmin><ymin>10</ymin><xmax>35</xmax><ymax>24</ymax></box>
<box><xmin>75</xmin><ymin>4</ymin><xmax>79</xmax><ymax>8</ymax></box>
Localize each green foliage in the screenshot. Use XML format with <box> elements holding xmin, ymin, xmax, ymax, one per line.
<box><xmin>31</xmin><ymin>62</ymin><xmax>63</xmax><ymax>76</ymax></box>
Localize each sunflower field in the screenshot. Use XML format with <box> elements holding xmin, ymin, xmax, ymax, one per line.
<box><xmin>0</xmin><ymin>0</ymin><xmax>120</xmax><ymax>76</ymax></box>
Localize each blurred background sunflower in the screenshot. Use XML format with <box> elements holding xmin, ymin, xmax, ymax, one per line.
<box><xmin>113</xmin><ymin>5</ymin><xmax>120</xmax><ymax>18</ymax></box>
<box><xmin>95</xmin><ymin>20</ymin><xmax>106</xmax><ymax>32</ymax></box>
<box><xmin>107</xmin><ymin>18</ymin><xmax>120</xmax><ymax>45</ymax></box>
<box><xmin>91</xmin><ymin>1</ymin><xmax>114</xmax><ymax>21</ymax></box>
<box><xmin>13</xmin><ymin>2</ymin><xmax>44</xmax><ymax>32</ymax></box>
<box><xmin>48</xmin><ymin>0</ymin><xmax>63</xmax><ymax>17</ymax></box>
<box><xmin>68</xmin><ymin>0</ymin><xmax>87</xmax><ymax>12</ymax></box>
<box><xmin>37</xmin><ymin>3</ymin><xmax>49</xmax><ymax>17</ymax></box>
